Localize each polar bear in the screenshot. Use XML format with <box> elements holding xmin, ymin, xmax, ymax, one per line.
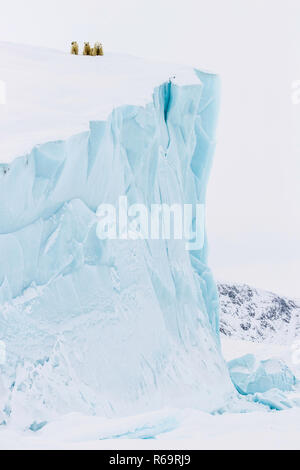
<box><xmin>83</xmin><ymin>42</ymin><xmax>92</xmax><ymax>56</ymax></box>
<box><xmin>71</xmin><ymin>41</ymin><xmax>79</xmax><ymax>55</ymax></box>
<box><xmin>93</xmin><ymin>42</ymin><xmax>104</xmax><ymax>56</ymax></box>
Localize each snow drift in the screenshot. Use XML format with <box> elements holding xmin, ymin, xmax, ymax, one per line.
<box><xmin>0</xmin><ymin>44</ymin><xmax>234</xmax><ymax>427</ymax></box>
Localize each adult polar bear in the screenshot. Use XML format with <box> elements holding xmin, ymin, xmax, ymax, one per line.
<box><xmin>92</xmin><ymin>42</ymin><xmax>104</xmax><ymax>56</ymax></box>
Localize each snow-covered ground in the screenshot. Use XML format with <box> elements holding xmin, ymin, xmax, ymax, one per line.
<box><xmin>1</xmin><ymin>407</ymin><xmax>300</xmax><ymax>450</ymax></box>
<box><xmin>0</xmin><ymin>42</ymin><xmax>199</xmax><ymax>163</ymax></box>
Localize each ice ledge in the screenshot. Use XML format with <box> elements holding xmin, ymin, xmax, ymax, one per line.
<box><xmin>0</xmin><ymin>42</ymin><xmax>208</xmax><ymax>163</ymax></box>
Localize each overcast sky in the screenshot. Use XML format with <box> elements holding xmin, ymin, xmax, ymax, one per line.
<box><xmin>0</xmin><ymin>0</ymin><xmax>299</xmax><ymax>297</ymax></box>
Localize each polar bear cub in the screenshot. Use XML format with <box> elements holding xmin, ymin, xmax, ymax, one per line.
<box><xmin>71</xmin><ymin>41</ymin><xmax>79</xmax><ymax>55</ymax></box>
<box><xmin>83</xmin><ymin>42</ymin><xmax>92</xmax><ymax>56</ymax></box>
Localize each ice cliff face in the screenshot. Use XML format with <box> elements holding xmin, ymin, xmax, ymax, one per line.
<box><xmin>0</xmin><ymin>48</ymin><xmax>234</xmax><ymax>427</ymax></box>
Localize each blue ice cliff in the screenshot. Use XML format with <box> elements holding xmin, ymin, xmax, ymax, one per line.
<box><xmin>0</xmin><ymin>46</ymin><xmax>234</xmax><ymax>426</ymax></box>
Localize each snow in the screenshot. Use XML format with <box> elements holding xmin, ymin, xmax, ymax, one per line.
<box><xmin>0</xmin><ymin>408</ymin><xmax>298</xmax><ymax>450</ymax></box>
<box><xmin>0</xmin><ymin>42</ymin><xmax>200</xmax><ymax>163</ymax></box>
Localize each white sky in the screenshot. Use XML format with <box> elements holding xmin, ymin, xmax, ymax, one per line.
<box><xmin>0</xmin><ymin>0</ymin><xmax>299</xmax><ymax>298</ymax></box>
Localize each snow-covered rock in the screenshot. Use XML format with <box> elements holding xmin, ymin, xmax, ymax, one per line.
<box><xmin>218</xmin><ymin>282</ymin><xmax>300</xmax><ymax>343</ymax></box>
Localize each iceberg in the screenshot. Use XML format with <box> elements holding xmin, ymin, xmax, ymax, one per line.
<box><xmin>228</xmin><ymin>354</ymin><xmax>296</xmax><ymax>395</ymax></box>
<box><xmin>0</xmin><ymin>44</ymin><xmax>234</xmax><ymax>426</ymax></box>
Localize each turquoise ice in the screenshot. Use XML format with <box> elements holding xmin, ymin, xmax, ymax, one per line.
<box><xmin>228</xmin><ymin>354</ymin><xmax>296</xmax><ymax>395</ymax></box>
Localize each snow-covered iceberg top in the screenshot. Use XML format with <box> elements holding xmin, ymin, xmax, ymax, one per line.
<box><xmin>0</xmin><ymin>42</ymin><xmax>200</xmax><ymax>163</ymax></box>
